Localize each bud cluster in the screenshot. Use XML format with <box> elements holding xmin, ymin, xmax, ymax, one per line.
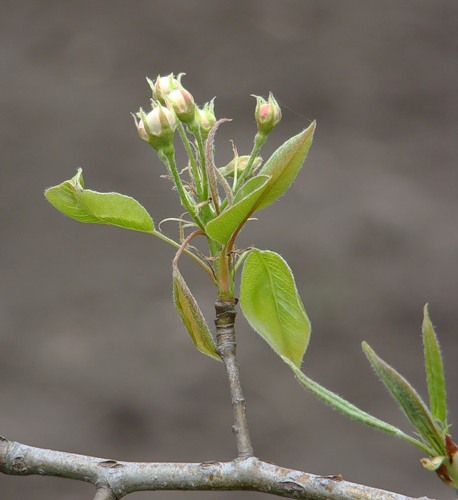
<box><xmin>133</xmin><ymin>72</ymin><xmax>283</xmax><ymax>219</ymax></box>
<box><xmin>134</xmin><ymin>73</ymin><xmax>221</xmax><ymax>152</ymax></box>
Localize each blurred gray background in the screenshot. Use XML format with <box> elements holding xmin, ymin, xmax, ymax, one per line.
<box><xmin>1</xmin><ymin>1</ymin><xmax>457</xmax><ymax>499</ymax></box>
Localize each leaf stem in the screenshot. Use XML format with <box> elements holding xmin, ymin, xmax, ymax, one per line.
<box><xmin>152</xmin><ymin>230</ymin><xmax>215</xmax><ymax>283</ymax></box>
<box><xmin>172</xmin><ymin>229</ymin><xmax>205</xmax><ymax>268</ymax></box>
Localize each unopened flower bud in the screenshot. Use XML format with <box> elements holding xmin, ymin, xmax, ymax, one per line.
<box><xmin>253</xmin><ymin>92</ymin><xmax>282</xmax><ymax>136</ymax></box>
<box><xmin>196</xmin><ymin>99</ymin><xmax>216</xmax><ymax>138</ymax></box>
<box><xmin>133</xmin><ymin>104</ymin><xmax>177</xmax><ymax>152</ymax></box>
<box><xmin>134</xmin><ymin>115</ymin><xmax>150</xmax><ymax>142</ymax></box>
<box><xmin>167</xmin><ymin>87</ymin><xmax>196</xmax><ymax>124</ymax></box>
<box><xmin>148</xmin><ymin>73</ymin><xmax>183</xmax><ymax>104</ymax></box>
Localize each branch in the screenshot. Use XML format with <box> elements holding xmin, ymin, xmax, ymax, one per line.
<box><xmin>214</xmin><ymin>299</ymin><xmax>253</xmax><ymax>458</ymax></box>
<box><xmin>93</xmin><ymin>487</ymin><xmax>116</xmax><ymax>500</ymax></box>
<box><xmin>0</xmin><ymin>437</ymin><xmax>433</xmax><ymax>499</ymax></box>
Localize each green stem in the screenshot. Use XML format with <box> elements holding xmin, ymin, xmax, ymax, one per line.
<box><xmin>192</xmin><ymin>125</ymin><xmax>210</xmax><ymax>202</ymax></box>
<box><xmin>187</xmin><ymin>122</ymin><xmax>216</xmax><ymax>226</ymax></box>
<box><xmin>152</xmin><ymin>230</ymin><xmax>215</xmax><ymax>283</ymax></box>
<box><xmin>160</xmin><ymin>148</ymin><xmax>204</xmax><ymax>231</ymax></box>
<box><xmin>216</xmin><ymin>246</ymin><xmax>234</xmax><ymax>301</ymax></box>
<box><xmin>233</xmin><ymin>248</ymin><xmax>252</xmax><ymax>274</ymax></box>
<box><xmin>176</xmin><ymin>122</ymin><xmax>203</xmax><ymax>200</ymax></box>
<box><xmin>233</xmin><ymin>132</ymin><xmax>267</xmax><ymax>192</ymax></box>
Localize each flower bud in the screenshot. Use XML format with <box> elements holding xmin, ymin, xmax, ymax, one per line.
<box><xmin>167</xmin><ymin>87</ymin><xmax>196</xmax><ymax>124</ymax></box>
<box><xmin>253</xmin><ymin>92</ymin><xmax>282</xmax><ymax>136</ymax></box>
<box><xmin>148</xmin><ymin>73</ymin><xmax>182</xmax><ymax>104</ymax></box>
<box><xmin>196</xmin><ymin>99</ymin><xmax>216</xmax><ymax>138</ymax></box>
<box><xmin>133</xmin><ymin>104</ymin><xmax>177</xmax><ymax>152</ymax></box>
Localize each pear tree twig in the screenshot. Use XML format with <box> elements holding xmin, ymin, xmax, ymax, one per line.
<box><xmin>0</xmin><ymin>437</ymin><xmax>432</xmax><ymax>500</ymax></box>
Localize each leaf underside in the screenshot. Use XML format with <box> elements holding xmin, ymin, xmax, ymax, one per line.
<box><xmin>172</xmin><ymin>266</ymin><xmax>220</xmax><ymax>361</ymax></box>
<box><xmin>45</xmin><ymin>169</ymin><xmax>154</xmax><ymax>234</ymax></box>
<box><xmin>422</xmin><ymin>304</ymin><xmax>447</xmax><ymax>425</ymax></box>
<box><xmin>363</xmin><ymin>341</ymin><xmax>445</xmax><ymax>456</ymax></box>
<box><xmin>283</xmin><ymin>356</ymin><xmax>432</xmax><ymax>455</ymax></box>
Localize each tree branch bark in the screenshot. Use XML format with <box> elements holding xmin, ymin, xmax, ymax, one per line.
<box><xmin>0</xmin><ymin>437</ymin><xmax>433</xmax><ymax>499</ymax></box>
<box><xmin>93</xmin><ymin>487</ymin><xmax>116</xmax><ymax>500</ymax></box>
<box><xmin>214</xmin><ymin>298</ymin><xmax>253</xmax><ymax>458</ymax></box>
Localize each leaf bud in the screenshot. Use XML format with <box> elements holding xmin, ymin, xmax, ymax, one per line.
<box><xmin>219</xmin><ymin>155</ymin><xmax>262</xmax><ymax>178</ymax></box>
<box><xmin>253</xmin><ymin>92</ymin><xmax>282</xmax><ymax>136</ymax></box>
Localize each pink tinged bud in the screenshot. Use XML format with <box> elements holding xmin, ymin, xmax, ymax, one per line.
<box><xmin>132</xmin><ymin>109</ymin><xmax>150</xmax><ymax>142</ymax></box>
<box><xmin>167</xmin><ymin>87</ymin><xmax>196</xmax><ymax>124</ymax></box>
<box><xmin>145</xmin><ymin>105</ymin><xmax>177</xmax><ymax>137</ymax></box>
<box><xmin>136</xmin><ymin>119</ymin><xmax>149</xmax><ymax>142</ymax></box>
<box><xmin>253</xmin><ymin>92</ymin><xmax>282</xmax><ymax>135</ymax></box>
<box><xmin>134</xmin><ymin>105</ymin><xmax>177</xmax><ymax>151</ymax></box>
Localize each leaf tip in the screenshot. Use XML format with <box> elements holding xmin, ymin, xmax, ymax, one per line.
<box><xmin>422</xmin><ymin>303</ymin><xmax>432</xmax><ymax>331</ymax></box>
<box><xmin>361</xmin><ymin>341</ymin><xmax>371</xmax><ymax>355</ymax></box>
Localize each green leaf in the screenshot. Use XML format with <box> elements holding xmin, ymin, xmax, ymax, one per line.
<box><xmin>240</xmin><ymin>249</ymin><xmax>310</xmax><ymax>367</ymax></box>
<box><xmin>422</xmin><ymin>304</ymin><xmax>447</xmax><ymax>425</ymax></box>
<box><xmin>282</xmin><ymin>356</ymin><xmax>432</xmax><ymax>455</ymax></box>
<box><xmin>45</xmin><ymin>169</ymin><xmax>154</xmax><ymax>234</ymax></box>
<box><xmin>205</xmin><ymin>175</ymin><xmax>270</xmax><ymax>245</ymax></box>
<box><xmin>205</xmin><ymin>123</ymin><xmax>315</xmax><ymax>246</ymax></box>
<box><xmin>362</xmin><ymin>341</ymin><xmax>445</xmax><ymax>455</ymax></box>
<box><xmin>255</xmin><ymin>121</ymin><xmax>315</xmax><ymax>211</ymax></box>
<box><xmin>172</xmin><ymin>266</ymin><xmax>220</xmax><ymax>361</ymax></box>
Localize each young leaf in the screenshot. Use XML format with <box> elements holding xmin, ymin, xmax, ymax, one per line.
<box><xmin>362</xmin><ymin>341</ymin><xmax>445</xmax><ymax>455</ymax></box>
<box><xmin>282</xmin><ymin>356</ymin><xmax>432</xmax><ymax>455</ymax></box>
<box><xmin>205</xmin><ymin>123</ymin><xmax>315</xmax><ymax>245</ymax></box>
<box><xmin>240</xmin><ymin>249</ymin><xmax>310</xmax><ymax>367</ymax></box>
<box><xmin>254</xmin><ymin>121</ymin><xmax>315</xmax><ymax>211</ymax></box>
<box><xmin>205</xmin><ymin>176</ymin><xmax>270</xmax><ymax>245</ymax></box>
<box><xmin>172</xmin><ymin>266</ymin><xmax>220</xmax><ymax>361</ymax></box>
<box><xmin>422</xmin><ymin>304</ymin><xmax>447</xmax><ymax>425</ymax></box>
<box><xmin>45</xmin><ymin>169</ymin><xmax>154</xmax><ymax>234</ymax></box>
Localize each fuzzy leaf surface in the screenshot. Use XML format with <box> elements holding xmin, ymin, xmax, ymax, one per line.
<box><xmin>422</xmin><ymin>304</ymin><xmax>447</xmax><ymax>425</ymax></box>
<box><xmin>205</xmin><ymin>175</ymin><xmax>270</xmax><ymax>245</ymax></box>
<box><xmin>172</xmin><ymin>266</ymin><xmax>220</xmax><ymax>361</ymax></box>
<box><xmin>240</xmin><ymin>249</ymin><xmax>310</xmax><ymax>367</ymax></box>
<box><xmin>45</xmin><ymin>169</ymin><xmax>154</xmax><ymax>233</ymax></box>
<box><xmin>283</xmin><ymin>356</ymin><xmax>431</xmax><ymax>454</ymax></box>
<box><xmin>363</xmin><ymin>341</ymin><xmax>445</xmax><ymax>455</ymax></box>
<box><xmin>254</xmin><ymin>121</ymin><xmax>315</xmax><ymax>211</ymax></box>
